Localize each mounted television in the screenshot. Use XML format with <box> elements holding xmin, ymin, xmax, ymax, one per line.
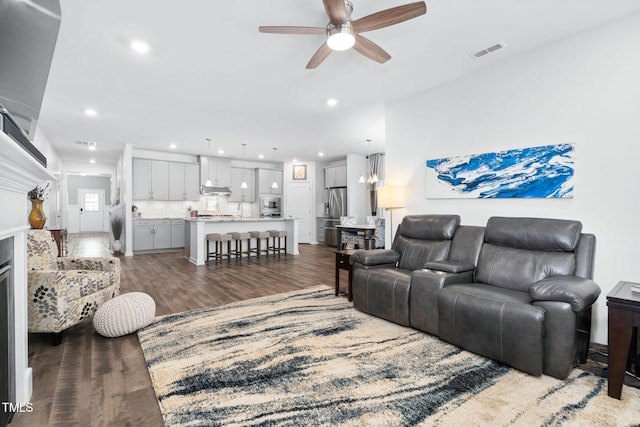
<box><xmin>0</xmin><ymin>0</ymin><xmax>61</xmax><ymax>166</ymax></box>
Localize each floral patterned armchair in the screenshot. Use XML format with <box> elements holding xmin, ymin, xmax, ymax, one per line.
<box><xmin>27</xmin><ymin>230</ymin><xmax>120</xmax><ymax>342</ymax></box>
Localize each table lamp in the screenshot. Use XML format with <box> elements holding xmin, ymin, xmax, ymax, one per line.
<box><xmin>377</xmin><ymin>185</ymin><xmax>405</xmax><ymax>245</ymax></box>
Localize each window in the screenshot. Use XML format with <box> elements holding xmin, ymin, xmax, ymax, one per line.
<box><xmin>84</xmin><ymin>193</ymin><xmax>100</xmax><ymax>212</ymax></box>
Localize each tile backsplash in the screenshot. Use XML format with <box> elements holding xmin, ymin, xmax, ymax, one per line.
<box><xmin>132</xmin><ymin>197</ymin><xmax>257</xmax><ymax>218</ymax></box>
<box><xmin>132</xmin><ymin>200</ymin><xmax>194</xmax><ymax>218</ymax></box>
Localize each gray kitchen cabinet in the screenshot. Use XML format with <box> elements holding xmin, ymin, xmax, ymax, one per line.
<box><xmin>229</xmin><ymin>167</ymin><xmax>256</xmax><ymax>202</ymax></box>
<box><xmin>133</xmin><ymin>219</ymin><xmax>171</xmax><ymax>250</ymax></box>
<box><xmin>200</xmin><ymin>156</ymin><xmax>232</xmax><ymax>188</ymax></box>
<box><xmin>324</xmin><ymin>164</ymin><xmax>347</xmax><ymax>188</ymax></box>
<box><xmin>168</xmin><ymin>162</ymin><xmax>200</xmax><ymax>200</ymax></box>
<box><xmin>171</xmin><ymin>219</ymin><xmax>185</xmax><ymax>248</ymax></box>
<box><xmin>133</xmin><ymin>158</ymin><xmax>169</xmax><ymax>200</ymax></box>
<box><xmin>317</xmin><ymin>218</ymin><xmax>326</xmax><ymax>243</ymax></box>
<box><xmin>133</xmin><ymin>222</ymin><xmax>153</xmax><ymax>251</ymax></box>
<box><xmin>184</xmin><ymin>163</ymin><xmax>201</xmax><ymax>199</ymax></box>
<box><xmin>257</xmin><ymin>168</ymin><xmax>283</xmax><ymax>195</ymax></box>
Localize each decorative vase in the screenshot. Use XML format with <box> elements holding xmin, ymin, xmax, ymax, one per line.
<box><xmin>29</xmin><ymin>199</ymin><xmax>47</xmax><ymax>229</ymax></box>
<box><xmin>112</xmin><ymin>239</ymin><xmax>122</xmax><ymax>255</ymax></box>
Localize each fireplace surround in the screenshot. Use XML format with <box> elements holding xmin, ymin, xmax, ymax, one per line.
<box><xmin>0</xmin><ymin>130</ymin><xmax>54</xmax><ymax>415</ymax></box>
<box><xmin>0</xmin><ymin>237</ymin><xmax>14</xmax><ymax>426</ymax></box>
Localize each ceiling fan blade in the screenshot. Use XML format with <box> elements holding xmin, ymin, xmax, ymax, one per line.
<box><xmin>306</xmin><ymin>42</ymin><xmax>332</xmax><ymax>69</ymax></box>
<box><xmin>352</xmin><ymin>1</ymin><xmax>426</xmax><ymax>33</ymax></box>
<box><xmin>323</xmin><ymin>0</ymin><xmax>347</xmax><ymax>25</ymax></box>
<box><xmin>259</xmin><ymin>26</ymin><xmax>326</xmax><ymax>35</ymax></box>
<box><xmin>353</xmin><ymin>35</ymin><xmax>391</xmax><ymax>64</ymax></box>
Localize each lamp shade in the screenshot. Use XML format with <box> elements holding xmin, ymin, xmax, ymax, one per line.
<box><xmin>377</xmin><ymin>185</ymin><xmax>405</xmax><ymax>209</ymax></box>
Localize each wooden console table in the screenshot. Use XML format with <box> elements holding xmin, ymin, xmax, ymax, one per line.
<box><xmin>335</xmin><ymin>249</ymin><xmax>358</xmax><ymax>301</ymax></box>
<box><xmin>607</xmin><ymin>280</ymin><xmax>640</xmax><ymax>399</ymax></box>
<box><xmin>336</xmin><ymin>225</ymin><xmax>376</xmax><ymax>250</ymax></box>
<box><xmin>47</xmin><ymin>228</ymin><xmax>67</xmax><ymax>257</ymax></box>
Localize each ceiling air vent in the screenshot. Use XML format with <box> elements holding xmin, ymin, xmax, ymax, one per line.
<box><xmin>76</xmin><ymin>140</ymin><xmax>97</xmax><ymax>150</ymax></box>
<box><xmin>470</xmin><ymin>41</ymin><xmax>506</xmax><ymax>59</ymax></box>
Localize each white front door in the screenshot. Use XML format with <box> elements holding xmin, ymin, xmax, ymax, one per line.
<box><xmin>79</xmin><ymin>188</ymin><xmax>105</xmax><ymax>232</ymax></box>
<box><xmin>287</xmin><ymin>182</ymin><xmax>312</xmax><ymax>244</ymax></box>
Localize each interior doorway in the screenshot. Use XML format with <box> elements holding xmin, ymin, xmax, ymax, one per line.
<box><xmin>287</xmin><ymin>182</ymin><xmax>312</xmax><ymax>244</ymax></box>
<box><xmin>78</xmin><ymin>188</ymin><xmax>105</xmax><ymax>233</ymax></box>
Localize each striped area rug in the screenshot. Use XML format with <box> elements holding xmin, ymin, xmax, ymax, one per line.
<box><xmin>138</xmin><ymin>286</ymin><xmax>640</xmax><ymax>426</ymax></box>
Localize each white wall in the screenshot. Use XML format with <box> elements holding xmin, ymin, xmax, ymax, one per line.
<box><xmin>31</xmin><ymin>125</ymin><xmax>64</xmax><ymax>228</ymax></box>
<box><xmin>346</xmin><ymin>154</ymin><xmax>368</xmax><ymax>223</ymax></box>
<box><xmin>385</xmin><ymin>12</ymin><xmax>640</xmax><ymax>345</ymax></box>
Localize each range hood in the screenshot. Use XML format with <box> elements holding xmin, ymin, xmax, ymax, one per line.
<box><xmin>200</xmin><ymin>184</ymin><xmax>231</xmax><ymax>195</ymax></box>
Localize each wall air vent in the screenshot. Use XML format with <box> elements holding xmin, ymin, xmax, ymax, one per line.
<box><xmin>470</xmin><ymin>41</ymin><xmax>506</xmax><ymax>59</ymax></box>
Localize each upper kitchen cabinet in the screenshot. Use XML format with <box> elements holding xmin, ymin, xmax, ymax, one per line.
<box><xmin>257</xmin><ymin>168</ymin><xmax>283</xmax><ymax>195</ymax></box>
<box><xmin>229</xmin><ymin>167</ymin><xmax>256</xmax><ymax>202</ymax></box>
<box><xmin>168</xmin><ymin>162</ymin><xmax>200</xmax><ymax>201</ymax></box>
<box><xmin>133</xmin><ymin>158</ymin><xmax>169</xmax><ymax>200</ymax></box>
<box><xmin>200</xmin><ymin>156</ymin><xmax>232</xmax><ymax>188</ymax></box>
<box><xmin>324</xmin><ymin>164</ymin><xmax>347</xmax><ymax>188</ymax></box>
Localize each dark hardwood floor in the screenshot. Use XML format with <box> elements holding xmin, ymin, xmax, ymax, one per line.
<box><xmin>12</xmin><ymin>234</ymin><xmax>344</xmax><ymax>426</ymax></box>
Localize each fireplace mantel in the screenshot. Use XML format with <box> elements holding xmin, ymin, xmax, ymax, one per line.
<box><xmin>0</xmin><ymin>130</ymin><xmax>54</xmax><ymax>406</ymax></box>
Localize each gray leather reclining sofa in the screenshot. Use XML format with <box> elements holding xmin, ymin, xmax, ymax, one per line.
<box><xmin>350</xmin><ymin>214</ymin><xmax>601</xmax><ymax>380</ymax></box>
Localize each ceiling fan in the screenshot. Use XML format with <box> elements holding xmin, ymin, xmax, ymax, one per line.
<box><xmin>259</xmin><ymin>0</ymin><xmax>427</xmax><ymax>69</ymax></box>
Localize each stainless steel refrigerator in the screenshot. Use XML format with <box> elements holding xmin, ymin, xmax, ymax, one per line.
<box><xmin>327</xmin><ymin>187</ymin><xmax>347</xmax><ymax>219</ymax></box>
<box><xmin>324</xmin><ymin>187</ymin><xmax>347</xmax><ymax>247</ymax></box>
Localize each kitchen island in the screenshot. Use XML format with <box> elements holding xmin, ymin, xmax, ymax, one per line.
<box><xmin>185</xmin><ymin>217</ymin><xmax>298</xmax><ymax>265</ymax></box>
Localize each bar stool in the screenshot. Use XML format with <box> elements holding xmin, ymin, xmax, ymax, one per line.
<box><xmin>267</xmin><ymin>230</ymin><xmax>287</xmax><ymax>256</ymax></box>
<box><xmin>249</xmin><ymin>231</ymin><xmax>270</xmax><ymax>258</ymax></box>
<box><xmin>206</xmin><ymin>233</ymin><xmax>232</xmax><ymax>263</ymax></box>
<box><xmin>230</xmin><ymin>231</ymin><xmax>251</xmax><ymax>259</ymax></box>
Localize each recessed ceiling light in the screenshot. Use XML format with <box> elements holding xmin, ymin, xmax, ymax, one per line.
<box><xmin>318</xmin><ymin>152</ymin><xmax>324</xmax><ymax>157</ymax></box>
<box><xmin>218</xmin><ymin>149</ymin><xmax>225</xmax><ymax>155</ymax></box>
<box><xmin>258</xmin><ymin>154</ymin><xmax>264</xmax><ymax>159</ymax></box>
<box><xmin>327</xmin><ymin>98</ymin><xmax>338</xmax><ymax>107</ymax></box>
<box><xmin>89</xmin><ymin>159</ymin><xmax>96</xmax><ymax>164</ymax></box>
<box><xmin>84</xmin><ymin>108</ymin><xmax>97</xmax><ymax>117</ymax></box>
<box><xmin>130</xmin><ymin>40</ymin><xmax>150</xmax><ymax>54</ymax></box>
<box><xmin>169</xmin><ymin>143</ymin><xmax>177</xmax><ymax>149</ymax></box>
<box><xmin>87</xmin><ymin>142</ymin><xmax>96</xmax><ymax>151</ymax></box>
<box><xmin>293</xmin><ymin>158</ymin><xmax>298</xmax><ymax>162</ymax></box>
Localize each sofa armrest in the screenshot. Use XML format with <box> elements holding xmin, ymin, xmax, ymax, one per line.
<box><xmin>424</xmin><ymin>260</ymin><xmax>475</xmax><ymax>274</ymax></box>
<box><xmin>350</xmin><ymin>249</ymin><xmax>400</xmax><ymax>267</ymax></box>
<box><xmin>410</xmin><ymin>269</ymin><xmax>475</xmax><ymax>335</ymax></box>
<box><xmin>529</xmin><ymin>276</ymin><xmax>601</xmax><ymax>312</ymax></box>
<box><xmin>58</xmin><ymin>256</ymin><xmax>120</xmax><ymax>272</ymax></box>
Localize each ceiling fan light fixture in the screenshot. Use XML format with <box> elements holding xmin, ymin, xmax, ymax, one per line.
<box><xmin>327</xmin><ymin>24</ymin><xmax>355</xmax><ymax>51</ymax></box>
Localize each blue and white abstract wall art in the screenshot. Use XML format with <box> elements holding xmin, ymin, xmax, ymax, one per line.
<box><xmin>425</xmin><ymin>144</ymin><xmax>575</xmax><ymax>199</ymax></box>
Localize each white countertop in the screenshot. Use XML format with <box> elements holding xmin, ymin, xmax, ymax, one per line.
<box><xmin>132</xmin><ymin>217</ymin><xmax>185</xmax><ymax>220</ymax></box>
<box><xmin>185</xmin><ymin>217</ymin><xmax>288</xmax><ymax>223</ymax></box>
<box><xmin>336</xmin><ymin>224</ymin><xmax>376</xmax><ymax>229</ymax></box>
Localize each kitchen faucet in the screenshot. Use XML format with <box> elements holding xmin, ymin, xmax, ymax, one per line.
<box><xmin>237</xmin><ymin>201</ymin><xmax>245</xmax><ymax>219</ymax></box>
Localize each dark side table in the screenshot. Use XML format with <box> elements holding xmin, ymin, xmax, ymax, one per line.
<box><xmin>335</xmin><ymin>250</ymin><xmax>358</xmax><ymax>301</ymax></box>
<box><xmin>607</xmin><ymin>281</ymin><xmax>640</xmax><ymax>399</ymax></box>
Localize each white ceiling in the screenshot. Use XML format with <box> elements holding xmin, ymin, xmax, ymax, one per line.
<box><xmin>37</xmin><ymin>0</ymin><xmax>640</xmax><ymax>167</ymax></box>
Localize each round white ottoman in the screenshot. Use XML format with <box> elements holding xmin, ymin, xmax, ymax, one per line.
<box><xmin>93</xmin><ymin>292</ymin><xmax>156</xmax><ymax>337</ymax></box>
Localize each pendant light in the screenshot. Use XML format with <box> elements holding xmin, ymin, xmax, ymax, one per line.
<box><xmin>205</xmin><ymin>138</ymin><xmax>213</xmax><ymax>187</ymax></box>
<box><xmin>359</xmin><ymin>139</ymin><xmax>379</xmax><ymax>184</ymax></box>
<box><xmin>271</xmin><ymin>147</ymin><xmax>279</xmax><ymax>189</ymax></box>
<box><xmin>240</xmin><ymin>144</ymin><xmax>248</xmax><ymax>189</ymax></box>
